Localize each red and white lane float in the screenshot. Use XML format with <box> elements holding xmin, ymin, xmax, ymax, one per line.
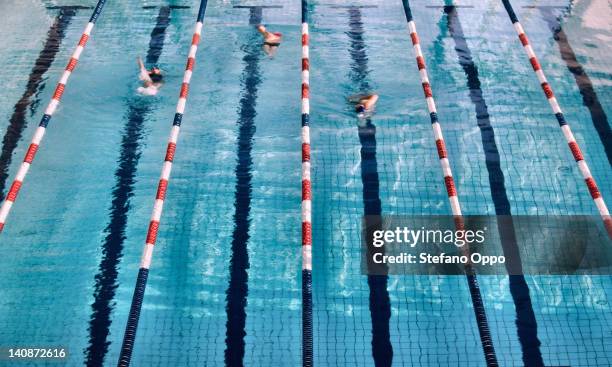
<box><xmin>301</xmin><ymin>1</ymin><xmax>313</xmax><ymax>365</ymax></box>
<box><xmin>0</xmin><ymin>0</ymin><xmax>108</xmax><ymax>233</ymax></box>
<box><xmin>501</xmin><ymin>0</ymin><xmax>611</xmax><ymax>237</ymax></box>
<box><xmin>117</xmin><ymin>1</ymin><xmax>208</xmax><ymax>366</ymax></box>
<box><xmin>400</xmin><ymin>1</ymin><xmax>499</xmax><ymax>366</ymax></box>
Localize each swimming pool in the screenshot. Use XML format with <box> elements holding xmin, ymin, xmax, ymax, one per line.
<box><xmin>0</xmin><ymin>0</ymin><xmax>610</xmax><ymax>365</ymax></box>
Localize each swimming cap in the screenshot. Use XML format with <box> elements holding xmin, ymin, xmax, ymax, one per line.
<box><xmin>356</xmin><ymin>104</ymin><xmax>366</xmax><ymax>113</ymax></box>
<box><xmin>150</xmin><ymin>73</ymin><xmax>163</xmax><ymax>83</ymax></box>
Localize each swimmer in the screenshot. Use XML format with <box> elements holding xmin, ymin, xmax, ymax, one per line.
<box><xmin>348</xmin><ymin>93</ymin><xmax>379</xmax><ymax>118</ymax></box>
<box><xmin>256</xmin><ymin>24</ymin><xmax>282</xmax><ymax>57</ymax></box>
<box><xmin>137</xmin><ymin>56</ymin><xmax>163</xmax><ymax>96</ymax></box>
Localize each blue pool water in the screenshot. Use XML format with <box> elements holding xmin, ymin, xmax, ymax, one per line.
<box><xmin>0</xmin><ymin>0</ymin><xmax>611</xmax><ymax>366</ymax></box>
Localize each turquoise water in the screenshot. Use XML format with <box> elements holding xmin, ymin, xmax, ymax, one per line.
<box><xmin>0</xmin><ymin>0</ymin><xmax>610</xmax><ymax>366</ymax></box>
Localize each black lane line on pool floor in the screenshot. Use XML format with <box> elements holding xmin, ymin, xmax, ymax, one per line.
<box><xmin>84</xmin><ymin>6</ymin><xmax>173</xmax><ymax>366</ymax></box>
<box><xmin>400</xmin><ymin>3</ymin><xmax>495</xmax><ymax>365</ymax></box>
<box><xmin>224</xmin><ymin>6</ymin><xmax>270</xmax><ymax>366</ymax></box>
<box><xmin>0</xmin><ymin>7</ymin><xmax>80</xmax><ymax>199</ymax></box>
<box><xmin>442</xmin><ymin>5</ymin><xmax>544</xmax><ymax>367</ymax></box>
<box><xmin>343</xmin><ymin>6</ymin><xmax>394</xmax><ymax>366</ymax></box>
<box><xmin>535</xmin><ymin>6</ymin><xmax>612</xmax><ymax>167</ymax></box>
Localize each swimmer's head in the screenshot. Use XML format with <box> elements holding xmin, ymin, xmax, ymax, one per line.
<box><xmin>355</xmin><ymin>104</ymin><xmax>366</xmax><ymax>114</ymax></box>
<box><xmin>149</xmin><ymin>69</ymin><xmax>164</xmax><ymax>83</ymax></box>
<box><xmin>149</xmin><ymin>68</ymin><xmax>163</xmax><ymax>83</ymax></box>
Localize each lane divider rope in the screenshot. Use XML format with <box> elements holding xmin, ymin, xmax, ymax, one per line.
<box><xmin>116</xmin><ymin>1</ymin><xmax>208</xmax><ymax>366</ymax></box>
<box><xmin>501</xmin><ymin>0</ymin><xmax>612</xmax><ymax>237</ymax></box>
<box><xmin>0</xmin><ymin>0</ymin><xmax>108</xmax><ymax>233</ymax></box>
<box><xmin>301</xmin><ymin>0</ymin><xmax>313</xmax><ymax>366</ymax></box>
<box><xmin>441</xmin><ymin>5</ymin><xmax>544</xmax><ymax>366</ymax></box>
<box><xmin>400</xmin><ymin>1</ymin><xmax>499</xmax><ymax>365</ymax></box>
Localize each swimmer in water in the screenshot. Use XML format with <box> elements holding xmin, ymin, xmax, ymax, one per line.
<box><xmin>348</xmin><ymin>93</ymin><xmax>379</xmax><ymax>118</ymax></box>
<box><xmin>137</xmin><ymin>56</ymin><xmax>163</xmax><ymax>96</ymax></box>
<box><xmin>257</xmin><ymin>24</ymin><xmax>282</xmax><ymax>57</ymax></box>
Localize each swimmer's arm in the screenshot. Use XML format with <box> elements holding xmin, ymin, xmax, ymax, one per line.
<box><xmin>137</xmin><ymin>57</ymin><xmax>153</xmax><ymax>85</ymax></box>
<box><xmin>256</xmin><ymin>25</ymin><xmax>267</xmax><ymax>36</ymax></box>
<box><xmin>364</xmin><ymin>94</ymin><xmax>379</xmax><ymax>110</ymax></box>
<box><xmin>137</xmin><ymin>57</ymin><xmax>147</xmax><ymax>72</ymax></box>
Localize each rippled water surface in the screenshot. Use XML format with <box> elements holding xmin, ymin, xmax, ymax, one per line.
<box><xmin>0</xmin><ymin>0</ymin><xmax>610</xmax><ymax>365</ymax></box>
